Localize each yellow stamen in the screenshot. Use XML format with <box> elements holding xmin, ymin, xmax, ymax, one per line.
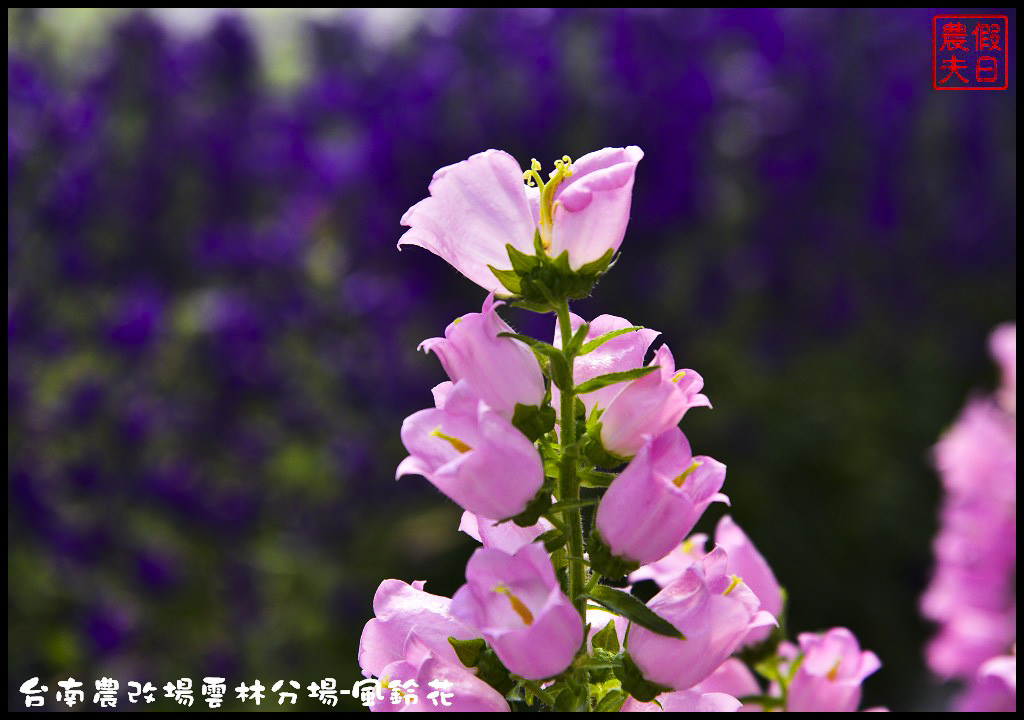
<box><xmin>671</xmin><ymin>370</ymin><xmax>687</xmax><ymax>383</ymax></box>
<box><xmin>493</xmin><ymin>585</ymin><xmax>534</xmax><ymax>625</ymax></box>
<box><xmin>673</xmin><ymin>460</ymin><xmax>701</xmax><ymax>487</ymax></box>
<box><xmin>827</xmin><ymin>659</ymin><xmax>841</xmax><ymax>682</ymax></box>
<box><xmin>430</xmin><ymin>427</ymin><xmax>472</xmax><ymax>453</ymax></box>
<box><xmin>524</xmin><ymin>154</ymin><xmax>575</xmax><ymax>255</ymax></box>
<box><xmin>682</xmin><ymin>538</ymin><xmax>694</xmax><ymax>554</ymax></box>
<box><xmin>724</xmin><ymin>574</ymin><xmax>743</xmax><ymax>596</ymax></box>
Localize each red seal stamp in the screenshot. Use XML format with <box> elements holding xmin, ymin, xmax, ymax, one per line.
<box><xmin>933</xmin><ymin>15</ymin><xmax>1009</xmax><ymax>90</ymax></box>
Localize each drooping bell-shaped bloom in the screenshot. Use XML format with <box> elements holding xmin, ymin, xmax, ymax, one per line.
<box><xmin>397</xmin><ymin>380</ymin><xmax>543</xmax><ymax>520</ymax></box>
<box><xmin>459</xmin><ymin>510</ymin><xmax>553</xmax><ymax>555</ymax></box>
<box><xmin>787</xmin><ymin>628</ymin><xmax>881</xmax><ymax>713</ymax></box>
<box><xmin>596</xmin><ymin>428</ymin><xmax>728</xmax><ymax>565</ymax></box>
<box><xmin>627</xmin><ymin>547</ymin><xmax>776</xmax><ymax>691</ymax></box>
<box><xmin>714</xmin><ymin>516</ymin><xmax>783</xmax><ymax>646</ymax></box>
<box><xmin>358</xmin><ymin>579</ymin><xmax>481</xmax><ymax>679</ymax></box>
<box><xmin>398</xmin><ymin>147</ymin><xmax>644</xmax><ymax>293</ymax></box>
<box><xmin>419</xmin><ymin>293</ymin><xmax>545</xmax><ymax>419</ymax></box>
<box><xmin>450</xmin><ymin>542</ymin><xmax>583</xmax><ymax>680</ymax></box>
<box><xmin>552</xmin><ymin>312</ymin><xmax>661</xmax><ymax>417</ymax></box>
<box><xmin>620</xmin><ymin>689</ymin><xmax>742</xmax><ymax>712</ymax></box>
<box><xmin>598</xmin><ymin>345</ymin><xmax>711</xmax><ymax>459</ymax></box>
<box><xmin>373</xmin><ymin>632</ymin><xmax>511</xmax><ymax>712</ymax></box>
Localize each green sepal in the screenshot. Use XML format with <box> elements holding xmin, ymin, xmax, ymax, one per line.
<box><xmin>574</xmin><ymin>365</ymin><xmax>658</xmax><ymax>395</ymax></box>
<box><xmin>579</xmin><ymin>326</ymin><xmax>645</xmax><ymax>355</ymax></box>
<box><xmin>447</xmin><ymin>637</ymin><xmax>517</xmax><ymax>695</ymax></box>
<box><xmin>595</xmin><ymin>688</ymin><xmax>628</xmax><ymax>712</ymax></box>
<box><xmin>511</xmin><ymin>403</ymin><xmax>556</xmax><ymax>442</ymax></box>
<box><xmin>487</xmin><ymin>264</ymin><xmax>522</xmax><ymax>295</ymax></box>
<box><xmin>508</xmin><ymin>484</ymin><xmax>553</xmax><ymax>527</ymax></box>
<box><xmin>506</xmin><ymin>242</ymin><xmax>541</xmax><ymax>275</ymax></box>
<box><xmin>553</xmin><ymin>677</ymin><xmax>585</xmax><ymax>712</ymax></box>
<box><xmin>537</xmin><ymin>527</ymin><xmax>567</xmax><ymax>553</ymax></box>
<box><xmin>592</xmin><ymin>619</ymin><xmax>621</xmax><ymax>654</ymax></box>
<box><xmin>587</xmin><ymin>528</ymin><xmax>641</xmax><ymax>581</ymax></box>
<box><xmin>614</xmin><ymin>652</ymin><xmax>671</xmax><ymax>704</ymax></box>
<box><xmin>583</xmin><ymin>584</ymin><xmax>683</xmax><ymax>640</ymax></box>
<box><xmin>585</xmin><ymin>423</ymin><xmax>628</xmax><ymax>469</ymax></box>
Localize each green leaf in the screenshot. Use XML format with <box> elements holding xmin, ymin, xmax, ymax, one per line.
<box><xmin>548</xmin><ymin>352</ymin><xmax>572</xmax><ymax>391</ymax></box>
<box><xmin>614</xmin><ymin>652</ymin><xmax>671</xmax><ymax>703</ymax></box>
<box><xmin>579</xmin><ymin>326</ymin><xmax>645</xmax><ymax>355</ymax></box>
<box><xmin>582</xmin><ymin>586</ymin><xmax>683</xmax><ymax>639</ymax></box>
<box><xmin>566</xmin><ymin>321</ymin><xmax>591</xmax><ymax>357</ymax></box>
<box><xmin>591</xmin><ymin>619</ymin><xmax>620</xmax><ymax>654</ymax></box>
<box><xmin>553</xmin><ymin>685</ymin><xmax>583</xmax><ymax>712</ymax></box>
<box><xmin>487</xmin><ymin>265</ymin><xmax>522</xmax><ymax>295</ymax></box>
<box><xmin>549</xmin><ymin>497</ymin><xmax>600</xmax><ymax>514</ymax></box>
<box><xmin>579</xmin><ymin>469</ymin><xmax>617</xmax><ymax>489</ymax></box>
<box><xmin>595</xmin><ymin>689</ymin><xmax>628</xmax><ymax>712</ymax></box>
<box><xmin>537</xmin><ymin>528</ymin><xmax>566</xmax><ymax>553</ymax></box>
<box><xmin>497</xmin><ymin>332</ymin><xmax>559</xmax><ymax>356</ymax></box>
<box><xmin>511</xmin><ymin>403</ymin><xmax>556</xmax><ymax>442</ymax></box>
<box><xmin>574</xmin><ymin>365</ymin><xmax>658</xmax><ymax>395</ymax></box>
<box><xmin>448</xmin><ymin>636</ymin><xmax>486</xmax><ymax>668</ymax></box>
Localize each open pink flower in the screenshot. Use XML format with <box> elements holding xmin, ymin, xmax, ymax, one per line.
<box><xmin>373</xmin><ymin>633</ymin><xmax>511</xmax><ymax>712</ymax></box>
<box><xmin>627</xmin><ymin>547</ymin><xmax>776</xmax><ymax>691</ymax></box>
<box><xmin>451</xmin><ymin>542</ymin><xmax>583</xmax><ymax>680</ymax></box>
<box><xmin>598</xmin><ymin>345</ymin><xmax>711</xmax><ymax>459</ymax></box>
<box><xmin>419</xmin><ymin>293</ymin><xmax>545</xmax><ymax>420</ymax></box>
<box><xmin>787</xmin><ymin>628</ymin><xmax>881</xmax><ymax>712</ymax></box>
<box><xmin>714</xmin><ymin>516</ymin><xmax>783</xmax><ymax>646</ymax></box>
<box><xmin>552</xmin><ymin>312</ymin><xmax>661</xmax><ymax>418</ymax></box>
<box><xmin>397</xmin><ymin>380</ymin><xmax>543</xmax><ymax>520</ymax></box>
<box><xmin>358</xmin><ymin>579</ymin><xmax>480</xmax><ymax>679</ymax></box>
<box><xmin>399</xmin><ymin>147</ymin><xmax>643</xmax><ymax>293</ymax></box>
<box><xmin>596</xmin><ymin>428</ymin><xmax>728</xmax><ymax>565</ymax></box>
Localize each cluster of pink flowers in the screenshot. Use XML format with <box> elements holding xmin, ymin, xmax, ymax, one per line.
<box><xmin>359</xmin><ymin>147</ymin><xmax>882</xmax><ymax>711</ymax></box>
<box><xmin>921</xmin><ymin>324</ymin><xmax>1016</xmax><ymax>712</ymax></box>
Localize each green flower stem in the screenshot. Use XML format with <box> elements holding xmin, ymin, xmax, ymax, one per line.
<box><xmin>555</xmin><ymin>296</ymin><xmax>589</xmax><ymax>710</ymax></box>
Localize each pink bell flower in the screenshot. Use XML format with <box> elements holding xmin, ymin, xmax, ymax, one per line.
<box><xmin>714</xmin><ymin>516</ymin><xmax>783</xmax><ymax>646</ymax></box>
<box><xmin>620</xmin><ymin>688</ymin><xmax>742</xmax><ymax>712</ymax></box>
<box><xmin>358</xmin><ymin>579</ymin><xmax>481</xmax><ymax>679</ymax></box>
<box><xmin>398</xmin><ymin>147</ymin><xmax>643</xmax><ymax>293</ymax></box>
<box><xmin>419</xmin><ymin>293</ymin><xmax>545</xmax><ymax>420</ymax></box>
<box><xmin>787</xmin><ymin>627</ymin><xmax>881</xmax><ymax>712</ymax></box>
<box><xmin>596</xmin><ymin>428</ymin><xmax>728</xmax><ymax>565</ymax></box>
<box><xmin>450</xmin><ymin>542</ymin><xmax>584</xmax><ymax>680</ymax></box>
<box><xmin>397</xmin><ymin>380</ymin><xmax>543</xmax><ymax>520</ymax></box>
<box><xmin>552</xmin><ymin>312</ymin><xmax>661</xmax><ymax>417</ymax></box>
<box><xmin>627</xmin><ymin>547</ymin><xmax>776</xmax><ymax>691</ymax></box>
<box><xmin>373</xmin><ymin>632</ymin><xmax>511</xmax><ymax>712</ymax></box>
<box><xmin>598</xmin><ymin>345</ymin><xmax>711</xmax><ymax>459</ymax></box>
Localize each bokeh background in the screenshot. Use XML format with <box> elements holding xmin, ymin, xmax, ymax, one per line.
<box><xmin>8</xmin><ymin>8</ymin><xmax>1016</xmax><ymax>711</ymax></box>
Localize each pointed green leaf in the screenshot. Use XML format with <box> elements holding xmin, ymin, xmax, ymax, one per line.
<box><xmin>574</xmin><ymin>365</ymin><xmax>658</xmax><ymax>395</ymax></box>
<box><xmin>549</xmin><ymin>497</ymin><xmax>600</xmax><ymax>514</ymax></box>
<box><xmin>537</xmin><ymin>528</ymin><xmax>566</xmax><ymax>553</ymax></box>
<box><xmin>595</xmin><ymin>689</ymin><xmax>628</xmax><ymax>712</ymax></box>
<box><xmin>448</xmin><ymin>636</ymin><xmax>487</xmax><ymax>668</ymax></box>
<box><xmin>566</xmin><ymin>321</ymin><xmax>591</xmax><ymax>357</ymax></box>
<box><xmin>579</xmin><ymin>326</ymin><xmax>645</xmax><ymax>355</ymax></box>
<box><xmin>579</xmin><ymin>469</ymin><xmax>616</xmax><ymax>489</ymax></box>
<box><xmin>583</xmin><ymin>586</ymin><xmax>683</xmax><ymax>639</ymax></box>
<box><xmin>591</xmin><ymin>619</ymin><xmax>620</xmax><ymax>654</ymax></box>
<box><xmin>576</xmin><ymin>247</ymin><xmax>617</xmax><ymax>278</ymax></box>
